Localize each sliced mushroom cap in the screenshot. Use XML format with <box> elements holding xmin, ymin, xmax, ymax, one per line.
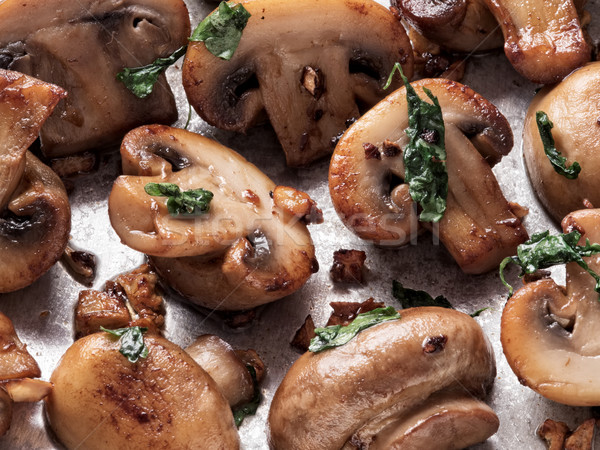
<box><xmin>392</xmin><ymin>0</ymin><xmax>503</xmax><ymax>53</ymax></box>
<box><xmin>523</xmin><ymin>62</ymin><xmax>600</xmax><ymax>222</ymax></box>
<box><xmin>329</xmin><ymin>78</ymin><xmax>527</xmax><ymax>274</ymax></box>
<box><xmin>182</xmin><ymin>0</ymin><xmax>413</xmax><ymax>167</ymax></box>
<box><xmin>46</xmin><ymin>332</ymin><xmax>240</xmax><ymax>449</ymax></box>
<box><xmin>483</xmin><ymin>0</ymin><xmax>590</xmax><ymax>84</ymax></box>
<box><xmin>502</xmin><ymin>209</ymin><xmax>600</xmax><ymax>406</ymax></box>
<box><xmin>268</xmin><ymin>307</ymin><xmax>498</xmax><ymax>449</ymax></box>
<box><xmin>109</xmin><ymin>125</ymin><xmax>318</xmax><ymax>310</ymax></box>
<box><xmin>0</xmin><ymin>0</ymin><xmax>190</xmax><ymax>157</ymax></box>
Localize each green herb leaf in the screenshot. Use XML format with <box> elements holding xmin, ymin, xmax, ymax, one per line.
<box><xmin>308</xmin><ymin>307</ymin><xmax>401</xmax><ymax>353</ymax></box>
<box><xmin>536</xmin><ymin>111</ymin><xmax>581</xmax><ymax>179</ymax></box>
<box><xmin>144</xmin><ymin>182</ymin><xmax>213</xmax><ymax>217</ymax></box>
<box><xmin>117</xmin><ymin>46</ymin><xmax>187</xmax><ymax>99</ymax></box>
<box><xmin>499</xmin><ymin>230</ymin><xmax>600</xmax><ymax>298</ymax></box>
<box><xmin>392</xmin><ymin>280</ymin><xmax>452</xmax><ymax>309</ymax></box>
<box><xmin>385</xmin><ymin>63</ymin><xmax>448</xmax><ymax>222</ymax></box>
<box><xmin>232</xmin><ymin>365</ymin><xmax>261</xmax><ymax>427</ymax></box>
<box><xmin>190</xmin><ymin>2</ymin><xmax>251</xmax><ymax>60</ymax></box>
<box><xmin>470</xmin><ymin>307</ymin><xmax>490</xmax><ymax>318</ymax></box>
<box><xmin>100</xmin><ymin>326</ymin><xmax>149</xmax><ymax>363</ymax></box>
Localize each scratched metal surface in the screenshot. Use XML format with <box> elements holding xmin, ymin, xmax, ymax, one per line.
<box><xmin>1</xmin><ymin>0</ymin><xmax>599</xmax><ymax>448</ymax></box>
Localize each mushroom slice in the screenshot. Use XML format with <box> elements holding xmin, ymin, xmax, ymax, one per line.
<box><xmin>0</xmin><ymin>69</ymin><xmax>65</xmax><ymax>208</ymax></box>
<box><xmin>182</xmin><ymin>0</ymin><xmax>413</xmax><ymax>167</ymax></box>
<box><xmin>109</xmin><ymin>125</ymin><xmax>318</xmax><ymax>310</ymax></box>
<box><xmin>483</xmin><ymin>0</ymin><xmax>590</xmax><ymax>84</ymax></box>
<box><xmin>501</xmin><ymin>209</ymin><xmax>600</xmax><ymax>406</ymax></box>
<box><xmin>46</xmin><ymin>332</ymin><xmax>240</xmax><ymax>449</ymax></box>
<box><xmin>391</xmin><ymin>0</ymin><xmax>503</xmax><ymax>53</ymax></box>
<box><xmin>0</xmin><ymin>0</ymin><xmax>191</xmax><ymax>157</ymax></box>
<box><xmin>268</xmin><ymin>307</ymin><xmax>498</xmax><ymax>449</ymax></box>
<box><xmin>329</xmin><ymin>78</ymin><xmax>527</xmax><ymax>274</ymax></box>
<box><xmin>523</xmin><ymin>62</ymin><xmax>600</xmax><ymax>222</ymax></box>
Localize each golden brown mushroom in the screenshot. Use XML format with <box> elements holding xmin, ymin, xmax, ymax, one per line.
<box><xmin>109</xmin><ymin>125</ymin><xmax>318</xmax><ymax>311</ymax></box>
<box><xmin>523</xmin><ymin>62</ymin><xmax>600</xmax><ymax>222</ymax></box>
<box><xmin>182</xmin><ymin>0</ymin><xmax>413</xmax><ymax>167</ymax></box>
<box><xmin>0</xmin><ymin>69</ymin><xmax>70</xmax><ymax>293</ymax></box>
<box><xmin>0</xmin><ymin>0</ymin><xmax>190</xmax><ymax>157</ymax></box>
<box><xmin>46</xmin><ymin>332</ymin><xmax>240</xmax><ymax>449</ymax></box>
<box><xmin>502</xmin><ymin>209</ymin><xmax>600</xmax><ymax>406</ymax></box>
<box><xmin>269</xmin><ymin>307</ymin><xmax>498</xmax><ymax>449</ymax></box>
<box><xmin>329</xmin><ymin>78</ymin><xmax>528</xmax><ymax>274</ymax></box>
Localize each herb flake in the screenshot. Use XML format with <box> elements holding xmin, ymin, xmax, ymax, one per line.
<box><xmin>232</xmin><ymin>365</ymin><xmax>261</xmax><ymax>427</ymax></box>
<box><xmin>536</xmin><ymin>111</ymin><xmax>581</xmax><ymax>179</ymax></box>
<box><xmin>385</xmin><ymin>63</ymin><xmax>448</xmax><ymax>222</ymax></box>
<box><xmin>308</xmin><ymin>307</ymin><xmax>401</xmax><ymax>353</ymax></box>
<box><xmin>500</xmin><ymin>230</ymin><xmax>600</xmax><ymax>298</ymax></box>
<box><xmin>100</xmin><ymin>326</ymin><xmax>149</xmax><ymax>363</ymax></box>
<box><xmin>117</xmin><ymin>46</ymin><xmax>187</xmax><ymax>99</ymax></box>
<box><xmin>190</xmin><ymin>2</ymin><xmax>251</xmax><ymax>61</ymax></box>
<box><xmin>145</xmin><ymin>182</ymin><xmax>213</xmax><ymax>217</ymax></box>
<box><xmin>392</xmin><ymin>280</ymin><xmax>452</xmax><ymax>309</ymax></box>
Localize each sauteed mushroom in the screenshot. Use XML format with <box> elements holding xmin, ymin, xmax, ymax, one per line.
<box><xmin>483</xmin><ymin>0</ymin><xmax>590</xmax><ymax>84</ymax></box>
<box><xmin>523</xmin><ymin>62</ymin><xmax>600</xmax><ymax>222</ymax></box>
<box><xmin>502</xmin><ymin>209</ymin><xmax>600</xmax><ymax>406</ymax></box>
<box><xmin>109</xmin><ymin>125</ymin><xmax>318</xmax><ymax>310</ymax></box>
<box><xmin>0</xmin><ymin>70</ymin><xmax>70</xmax><ymax>293</ymax></box>
<box><xmin>269</xmin><ymin>307</ymin><xmax>498</xmax><ymax>449</ymax></box>
<box><xmin>182</xmin><ymin>0</ymin><xmax>413</xmax><ymax>167</ymax></box>
<box><xmin>0</xmin><ymin>0</ymin><xmax>190</xmax><ymax>157</ymax></box>
<box><xmin>329</xmin><ymin>78</ymin><xmax>527</xmax><ymax>274</ymax></box>
<box><xmin>391</xmin><ymin>0</ymin><xmax>503</xmax><ymax>52</ymax></box>
<box><xmin>46</xmin><ymin>332</ymin><xmax>239</xmax><ymax>449</ymax></box>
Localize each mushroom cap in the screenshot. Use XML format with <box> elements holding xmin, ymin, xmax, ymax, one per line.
<box><xmin>483</xmin><ymin>0</ymin><xmax>590</xmax><ymax>84</ymax></box>
<box><xmin>46</xmin><ymin>332</ymin><xmax>240</xmax><ymax>450</ymax></box>
<box><xmin>523</xmin><ymin>62</ymin><xmax>600</xmax><ymax>222</ymax></box>
<box><xmin>0</xmin><ymin>312</ymin><xmax>41</xmax><ymax>381</ymax></box>
<box><xmin>0</xmin><ymin>0</ymin><xmax>190</xmax><ymax>157</ymax></box>
<box><xmin>109</xmin><ymin>125</ymin><xmax>317</xmax><ymax>310</ymax></box>
<box><xmin>502</xmin><ymin>208</ymin><xmax>600</xmax><ymax>406</ymax></box>
<box><xmin>268</xmin><ymin>307</ymin><xmax>498</xmax><ymax>449</ymax></box>
<box><xmin>329</xmin><ymin>78</ymin><xmax>527</xmax><ymax>274</ymax></box>
<box><xmin>182</xmin><ymin>0</ymin><xmax>413</xmax><ymax>167</ymax></box>
<box><xmin>392</xmin><ymin>0</ymin><xmax>503</xmax><ymax>52</ymax></box>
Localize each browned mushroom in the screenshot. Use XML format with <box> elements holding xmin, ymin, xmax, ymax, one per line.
<box><xmin>269</xmin><ymin>307</ymin><xmax>498</xmax><ymax>448</ymax></box>
<box><xmin>0</xmin><ymin>0</ymin><xmax>190</xmax><ymax>157</ymax></box>
<box><xmin>483</xmin><ymin>0</ymin><xmax>590</xmax><ymax>84</ymax></box>
<box><xmin>391</xmin><ymin>0</ymin><xmax>503</xmax><ymax>53</ymax></box>
<box><xmin>329</xmin><ymin>78</ymin><xmax>528</xmax><ymax>274</ymax></box>
<box><xmin>0</xmin><ymin>69</ymin><xmax>70</xmax><ymax>293</ymax></box>
<box><xmin>109</xmin><ymin>125</ymin><xmax>318</xmax><ymax>310</ymax></box>
<box><xmin>182</xmin><ymin>0</ymin><xmax>413</xmax><ymax>167</ymax></box>
<box><xmin>523</xmin><ymin>62</ymin><xmax>600</xmax><ymax>222</ymax></box>
<box><xmin>46</xmin><ymin>332</ymin><xmax>240</xmax><ymax>449</ymax></box>
<box><xmin>502</xmin><ymin>209</ymin><xmax>600</xmax><ymax>406</ymax></box>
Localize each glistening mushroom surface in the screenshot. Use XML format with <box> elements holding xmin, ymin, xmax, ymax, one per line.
<box><xmin>0</xmin><ymin>70</ymin><xmax>70</xmax><ymax>293</ymax></box>
<box><xmin>109</xmin><ymin>125</ymin><xmax>318</xmax><ymax>310</ymax></box>
<box><xmin>182</xmin><ymin>0</ymin><xmax>413</xmax><ymax>167</ymax></box>
<box><xmin>523</xmin><ymin>62</ymin><xmax>600</xmax><ymax>222</ymax></box>
<box><xmin>391</xmin><ymin>0</ymin><xmax>503</xmax><ymax>53</ymax></box>
<box><xmin>501</xmin><ymin>209</ymin><xmax>600</xmax><ymax>406</ymax></box>
<box><xmin>268</xmin><ymin>307</ymin><xmax>498</xmax><ymax>449</ymax></box>
<box><xmin>46</xmin><ymin>332</ymin><xmax>239</xmax><ymax>449</ymax></box>
<box><xmin>329</xmin><ymin>78</ymin><xmax>527</xmax><ymax>274</ymax></box>
<box><xmin>0</xmin><ymin>0</ymin><xmax>191</xmax><ymax>157</ymax></box>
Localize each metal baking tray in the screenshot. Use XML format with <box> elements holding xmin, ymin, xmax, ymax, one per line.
<box><xmin>1</xmin><ymin>1</ymin><xmax>599</xmax><ymax>448</ymax></box>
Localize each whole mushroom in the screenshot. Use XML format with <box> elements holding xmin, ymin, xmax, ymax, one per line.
<box><xmin>182</xmin><ymin>0</ymin><xmax>413</xmax><ymax>167</ymax></box>
<box><xmin>109</xmin><ymin>125</ymin><xmax>318</xmax><ymax>311</ymax></box>
<box><xmin>502</xmin><ymin>208</ymin><xmax>600</xmax><ymax>406</ymax></box>
<box><xmin>329</xmin><ymin>78</ymin><xmax>528</xmax><ymax>274</ymax></box>
<box><xmin>0</xmin><ymin>69</ymin><xmax>70</xmax><ymax>293</ymax></box>
<box><xmin>523</xmin><ymin>62</ymin><xmax>600</xmax><ymax>222</ymax></box>
<box><xmin>269</xmin><ymin>307</ymin><xmax>498</xmax><ymax>449</ymax></box>
<box><xmin>0</xmin><ymin>0</ymin><xmax>190</xmax><ymax>157</ymax></box>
